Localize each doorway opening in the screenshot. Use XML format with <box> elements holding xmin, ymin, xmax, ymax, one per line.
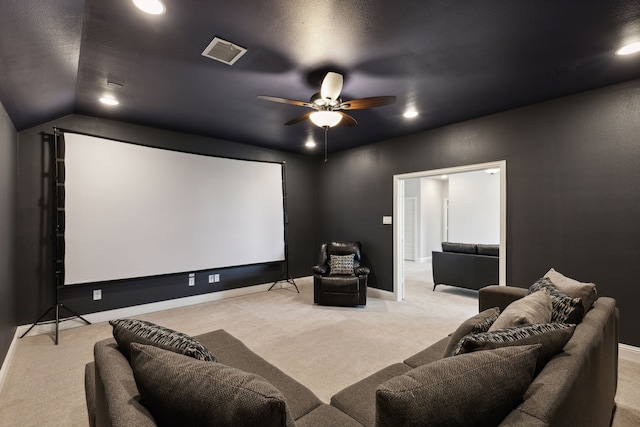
<box><xmin>393</xmin><ymin>161</ymin><xmax>507</xmax><ymax>301</ymax></box>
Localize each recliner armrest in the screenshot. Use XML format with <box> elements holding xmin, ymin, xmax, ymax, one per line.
<box><xmin>354</xmin><ymin>266</ymin><xmax>370</xmax><ymax>276</ymax></box>
<box><xmin>479</xmin><ymin>285</ymin><xmax>527</xmax><ymax>312</ymax></box>
<box><xmin>312</xmin><ymin>264</ymin><xmax>329</xmax><ymax>275</ymax></box>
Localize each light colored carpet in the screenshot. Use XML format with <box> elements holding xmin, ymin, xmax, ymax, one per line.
<box><xmin>0</xmin><ymin>262</ymin><xmax>638</xmax><ymax>426</ymax></box>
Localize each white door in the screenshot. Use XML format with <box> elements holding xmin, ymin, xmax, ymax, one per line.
<box><xmin>404</xmin><ymin>197</ymin><xmax>416</xmax><ymax>261</ymax></box>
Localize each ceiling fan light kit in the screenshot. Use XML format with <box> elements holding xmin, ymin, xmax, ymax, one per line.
<box><xmin>310</xmin><ymin>111</ymin><xmax>342</xmax><ymax>128</ymax></box>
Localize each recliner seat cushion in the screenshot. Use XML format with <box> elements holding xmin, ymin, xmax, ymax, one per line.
<box><xmin>320</xmin><ymin>276</ymin><xmax>360</xmax><ymax>292</ymax></box>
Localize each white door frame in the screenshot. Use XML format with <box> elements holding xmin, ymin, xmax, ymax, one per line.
<box><xmin>393</xmin><ymin>160</ymin><xmax>507</xmax><ymax>302</ymax></box>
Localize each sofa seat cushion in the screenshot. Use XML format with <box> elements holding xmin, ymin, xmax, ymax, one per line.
<box><xmin>375</xmin><ymin>345</ymin><xmax>541</xmax><ymax>427</ymax></box>
<box><xmin>110</xmin><ymin>318</ymin><xmax>216</xmax><ymax>362</ymax></box>
<box><xmin>295</xmin><ymin>404</ymin><xmax>363</xmax><ymax>427</ymax></box>
<box><xmin>404</xmin><ymin>336</ymin><xmax>450</xmax><ymax>368</ymax></box>
<box><xmin>195</xmin><ymin>329</ymin><xmax>322</xmax><ymax>420</ymax></box>
<box><xmin>130</xmin><ymin>344</ymin><xmax>296</xmax><ymax>427</ymax></box>
<box><xmin>331</xmin><ymin>363</ymin><xmax>412</xmax><ymax>426</ymax></box>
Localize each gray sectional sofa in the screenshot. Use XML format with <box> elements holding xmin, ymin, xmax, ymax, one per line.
<box><xmin>85</xmin><ymin>284</ymin><xmax>618</xmax><ymax>426</ymax></box>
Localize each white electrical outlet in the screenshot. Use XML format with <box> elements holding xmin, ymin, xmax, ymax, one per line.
<box><xmin>188</xmin><ymin>273</ymin><xmax>195</xmax><ymax>286</ymax></box>
<box><xmin>208</xmin><ymin>274</ymin><xmax>215</xmax><ymax>283</ymax></box>
<box><xmin>93</xmin><ymin>289</ymin><xmax>102</xmax><ymax>301</ymax></box>
<box><xmin>214</xmin><ymin>274</ymin><xmax>220</xmax><ymax>283</ymax></box>
<box><xmin>383</xmin><ymin>216</ymin><xmax>393</xmax><ymax>225</ymax></box>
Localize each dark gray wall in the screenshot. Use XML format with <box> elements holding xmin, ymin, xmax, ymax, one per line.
<box><xmin>318</xmin><ymin>79</ymin><xmax>640</xmax><ymax>347</ymax></box>
<box><xmin>16</xmin><ymin>115</ymin><xmax>319</xmax><ymax>324</ymax></box>
<box><xmin>0</xmin><ymin>101</ymin><xmax>17</xmax><ymax>367</ymax></box>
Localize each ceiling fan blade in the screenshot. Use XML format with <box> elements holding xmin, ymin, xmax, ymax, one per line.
<box><xmin>339</xmin><ymin>96</ymin><xmax>397</xmax><ymax>110</ymax></box>
<box><xmin>257</xmin><ymin>95</ymin><xmax>313</xmax><ymax>108</ymax></box>
<box><xmin>320</xmin><ymin>72</ymin><xmax>343</xmax><ymax>101</ymax></box>
<box><xmin>285</xmin><ymin>112</ymin><xmax>313</xmax><ymax>125</ymax></box>
<box><xmin>338</xmin><ymin>112</ymin><xmax>358</xmax><ymax>127</ymax></box>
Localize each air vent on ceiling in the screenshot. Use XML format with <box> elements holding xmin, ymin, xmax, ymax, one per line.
<box><xmin>201</xmin><ymin>37</ymin><xmax>247</xmax><ymax>65</ymax></box>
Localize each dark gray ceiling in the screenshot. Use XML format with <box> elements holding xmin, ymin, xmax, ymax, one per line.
<box><xmin>1</xmin><ymin>0</ymin><xmax>639</xmax><ymax>155</ymax></box>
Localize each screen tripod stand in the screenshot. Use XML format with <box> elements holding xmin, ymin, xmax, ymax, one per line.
<box><xmin>19</xmin><ymin>129</ymin><xmax>91</xmax><ymax>344</ymax></box>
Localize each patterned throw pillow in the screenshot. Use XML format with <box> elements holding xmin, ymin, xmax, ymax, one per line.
<box><xmin>443</xmin><ymin>307</ymin><xmax>500</xmax><ymax>357</ymax></box>
<box><xmin>329</xmin><ymin>254</ymin><xmax>355</xmax><ymax>275</ymax></box>
<box><xmin>452</xmin><ymin>322</ymin><xmax>576</xmax><ymax>373</ymax></box>
<box><xmin>110</xmin><ymin>318</ymin><xmax>216</xmax><ymax>362</ymax></box>
<box><xmin>528</xmin><ymin>277</ymin><xmax>584</xmax><ymax>323</ymax></box>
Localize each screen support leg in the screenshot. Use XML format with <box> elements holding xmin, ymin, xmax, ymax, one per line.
<box><xmin>20</xmin><ymin>303</ymin><xmax>91</xmax><ymax>345</ymax></box>
<box><xmin>269</xmin><ymin>271</ymin><xmax>299</xmax><ymax>293</ymax></box>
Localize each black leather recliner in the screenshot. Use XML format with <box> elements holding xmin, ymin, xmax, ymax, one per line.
<box><xmin>312</xmin><ymin>241</ymin><xmax>369</xmax><ymax>307</ymax></box>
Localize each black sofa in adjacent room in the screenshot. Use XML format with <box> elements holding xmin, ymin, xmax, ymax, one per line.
<box><xmin>432</xmin><ymin>242</ymin><xmax>499</xmax><ymax>291</ymax></box>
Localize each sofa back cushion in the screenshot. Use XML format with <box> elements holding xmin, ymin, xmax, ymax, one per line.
<box><xmin>131</xmin><ymin>343</ymin><xmax>296</xmax><ymax>427</ymax></box>
<box><xmin>441</xmin><ymin>242</ymin><xmax>477</xmax><ymax>254</ymax></box>
<box><xmin>375</xmin><ymin>344</ymin><xmax>541</xmax><ymax>427</ymax></box>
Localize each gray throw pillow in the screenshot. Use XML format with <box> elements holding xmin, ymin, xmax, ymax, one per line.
<box><xmin>130</xmin><ymin>344</ymin><xmax>296</xmax><ymax>427</ymax></box>
<box><xmin>329</xmin><ymin>254</ymin><xmax>355</xmax><ymax>275</ymax></box>
<box><xmin>544</xmin><ymin>268</ymin><xmax>597</xmax><ymax>312</ymax></box>
<box><xmin>443</xmin><ymin>307</ymin><xmax>500</xmax><ymax>357</ymax></box>
<box><xmin>376</xmin><ymin>344</ymin><xmax>541</xmax><ymax>427</ymax></box>
<box><xmin>110</xmin><ymin>318</ymin><xmax>216</xmax><ymax>362</ymax></box>
<box><xmin>528</xmin><ymin>278</ymin><xmax>584</xmax><ymax>323</ymax></box>
<box><xmin>488</xmin><ymin>290</ymin><xmax>553</xmax><ymax>331</ymax></box>
<box><xmin>453</xmin><ymin>322</ymin><xmax>576</xmax><ymax>374</ymax></box>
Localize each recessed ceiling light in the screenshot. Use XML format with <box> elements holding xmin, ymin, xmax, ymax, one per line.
<box><xmin>305</xmin><ymin>139</ymin><xmax>316</xmax><ymax>148</ymax></box>
<box><xmin>99</xmin><ymin>95</ymin><xmax>119</xmax><ymax>106</ymax></box>
<box><xmin>403</xmin><ymin>110</ymin><xmax>419</xmax><ymax>119</ymax></box>
<box><xmin>616</xmin><ymin>41</ymin><xmax>640</xmax><ymax>56</ymax></box>
<box><xmin>132</xmin><ymin>0</ymin><xmax>166</xmax><ymax>15</ymax></box>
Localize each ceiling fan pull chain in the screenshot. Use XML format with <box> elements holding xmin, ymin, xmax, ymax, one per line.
<box><xmin>324</xmin><ymin>126</ymin><xmax>329</xmax><ymax>162</ymax></box>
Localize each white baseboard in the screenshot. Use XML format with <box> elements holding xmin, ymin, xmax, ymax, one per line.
<box><xmin>0</xmin><ymin>328</ymin><xmax>20</xmax><ymax>396</ymax></box>
<box><xmin>619</xmin><ymin>343</ymin><xmax>640</xmax><ymax>363</ymax></box>
<box><xmin>16</xmin><ymin>280</ymin><xmax>301</xmax><ymax>338</ymax></box>
<box><xmin>368</xmin><ymin>287</ymin><xmax>396</xmax><ymax>301</ymax></box>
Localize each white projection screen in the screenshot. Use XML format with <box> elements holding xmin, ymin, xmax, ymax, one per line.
<box><xmin>62</xmin><ymin>132</ymin><xmax>285</xmax><ymax>285</ymax></box>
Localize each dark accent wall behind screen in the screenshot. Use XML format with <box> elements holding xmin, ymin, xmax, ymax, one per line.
<box><xmin>0</xmin><ymin>101</ymin><xmax>17</xmax><ymax>368</ymax></box>
<box><xmin>16</xmin><ymin>115</ymin><xmax>319</xmax><ymax>324</ymax></box>
<box><xmin>317</xmin><ymin>79</ymin><xmax>640</xmax><ymax>347</ymax></box>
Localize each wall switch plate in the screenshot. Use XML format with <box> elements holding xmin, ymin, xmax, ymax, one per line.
<box><xmin>214</xmin><ymin>273</ymin><xmax>220</xmax><ymax>283</ymax></box>
<box><xmin>188</xmin><ymin>273</ymin><xmax>195</xmax><ymax>286</ymax></box>
<box><xmin>208</xmin><ymin>274</ymin><xmax>215</xmax><ymax>283</ymax></box>
<box><xmin>383</xmin><ymin>216</ymin><xmax>393</xmax><ymax>225</ymax></box>
<box><xmin>93</xmin><ymin>289</ymin><xmax>102</xmax><ymax>301</ymax></box>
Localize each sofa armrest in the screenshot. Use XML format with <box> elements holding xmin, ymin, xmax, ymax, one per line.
<box><xmin>479</xmin><ymin>285</ymin><xmax>527</xmax><ymax>312</ymax></box>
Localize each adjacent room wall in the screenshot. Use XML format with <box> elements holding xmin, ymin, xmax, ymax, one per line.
<box><xmin>16</xmin><ymin>115</ymin><xmax>319</xmax><ymax>325</ymax></box>
<box><xmin>0</xmin><ymin>100</ymin><xmax>17</xmax><ymax>367</ymax></box>
<box><xmin>317</xmin><ymin>78</ymin><xmax>640</xmax><ymax>347</ymax></box>
<box><xmin>448</xmin><ymin>170</ymin><xmax>500</xmax><ymax>244</ymax></box>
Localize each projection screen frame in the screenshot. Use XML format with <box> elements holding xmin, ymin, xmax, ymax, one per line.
<box><xmin>56</xmin><ymin>127</ymin><xmax>291</xmax><ymax>288</ymax></box>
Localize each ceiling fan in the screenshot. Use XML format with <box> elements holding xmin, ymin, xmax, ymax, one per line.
<box><xmin>258</xmin><ymin>72</ymin><xmax>396</xmax><ymax>160</ymax></box>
